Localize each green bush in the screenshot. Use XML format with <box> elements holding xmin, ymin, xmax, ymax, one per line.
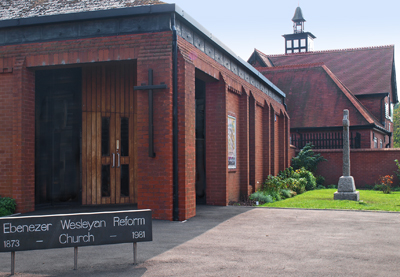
<box><xmin>291</xmin><ymin>143</ymin><xmax>327</xmax><ymax>173</ymax></box>
<box><xmin>327</xmin><ymin>184</ymin><xmax>337</xmax><ymax>189</ymax></box>
<box><xmin>316</xmin><ymin>175</ymin><xmax>325</xmax><ymax>187</ymax></box>
<box><xmin>395</xmin><ymin>159</ymin><xmax>400</xmax><ymax>186</ymax></box>
<box><xmin>283</xmin><ymin>177</ymin><xmax>306</xmax><ymax>194</ymax></box>
<box><xmin>0</xmin><ymin>197</ymin><xmax>16</xmax><ymax>217</ymax></box>
<box><xmin>268</xmin><ymin>190</ymin><xmax>281</xmax><ymax>201</ymax></box>
<box><xmin>295</xmin><ymin>168</ymin><xmax>317</xmax><ymax>191</ymax></box>
<box><xmin>264</xmin><ymin>175</ymin><xmax>286</xmax><ymax>193</ymax></box>
<box><xmin>278</xmin><ymin>167</ymin><xmax>296</xmax><ymax>179</ymax></box>
<box><xmin>280</xmin><ymin>189</ymin><xmax>292</xmax><ymax>199</ymax></box>
<box><xmin>249</xmin><ymin>191</ymin><xmax>273</xmax><ymax>204</ymax></box>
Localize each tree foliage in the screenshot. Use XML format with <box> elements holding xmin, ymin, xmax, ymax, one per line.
<box><xmin>394</xmin><ymin>103</ymin><xmax>400</xmax><ymax>148</ymax></box>
<box><xmin>291</xmin><ymin>143</ymin><xmax>327</xmax><ymax>173</ymax></box>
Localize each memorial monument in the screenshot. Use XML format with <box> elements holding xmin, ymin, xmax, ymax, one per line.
<box><xmin>334</xmin><ymin>110</ymin><xmax>360</xmax><ymax>201</ymax></box>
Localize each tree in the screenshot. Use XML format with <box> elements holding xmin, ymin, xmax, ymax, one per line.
<box><xmin>291</xmin><ymin>143</ymin><xmax>327</xmax><ymax>173</ymax></box>
<box><xmin>394</xmin><ymin>103</ymin><xmax>400</xmax><ymax>148</ymax></box>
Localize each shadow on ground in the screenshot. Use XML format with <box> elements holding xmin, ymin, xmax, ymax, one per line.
<box><xmin>0</xmin><ymin>205</ymin><xmax>253</xmax><ymax>277</ymax></box>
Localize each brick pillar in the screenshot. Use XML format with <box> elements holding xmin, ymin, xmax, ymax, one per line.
<box><xmin>263</xmin><ymin>102</ymin><xmax>271</xmax><ymax>177</ymax></box>
<box><xmin>205</xmin><ymin>77</ymin><xmax>227</xmax><ymax>205</ymax></box>
<box><xmin>239</xmin><ymin>92</ymin><xmax>250</xmax><ymax>195</ymax></box>
<box><xmin>135</xmin><ymin>42</ymin><xmax>174</xmax><ymax>220</ymax></box>
<box><xmin>270</xmin><ymin>105</ymin><xmax>278</xmax><ymax>175</ymax></box>
<box><xmin>285</xmin><ymin>114</ymin><xmax>290</xmax><ymax>168</ymax></box>
<box><xmin>249</xmin><ymin>94</ymin><xmax>256</xmax><ymax>190</ymax></box>
<box><xmin>12</xmin><ymin>57</ymin><xmax>35</xmax><ymax>213</ymax></box>
<box><xmin>278</xmin><ymin>112</ymin><xmax>286</xmax><ymax>172</ymax></box>
<box><xmin>176</xmin><ymin>51</ymin><xmax>196</xmax><ymax>220</ymax></box>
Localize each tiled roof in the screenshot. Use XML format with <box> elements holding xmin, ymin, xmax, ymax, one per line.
<box><xmin>0</xmin><ymin>0</ymin><xmax>165</xmax><ymax>21</ymax></box>
<box><xmin>253</xmin><ymin>46</ymin><xmax>396</xmax><ymax>101</ymax></box>
<box><xmin>258</xmin><ymin>64</ymin><xmax>383</xmax><ymax>129</ymax></box>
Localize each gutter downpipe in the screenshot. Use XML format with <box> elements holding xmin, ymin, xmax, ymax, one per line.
<box><xmin>171</xmin><ymin>13</ymin><xmax>179</xmax><ymax>221</ymax></box>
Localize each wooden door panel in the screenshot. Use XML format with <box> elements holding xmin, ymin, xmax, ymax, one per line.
<box><xmin>82</xmin><ymin>64</ymin><xmax>136</xmax><ymax>205</ymax></box>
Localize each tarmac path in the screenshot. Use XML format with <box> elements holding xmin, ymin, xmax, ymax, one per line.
<box><xmin>1</xmin><ymin>206</ymin><xmax>400</xmax><ymax>276</ymax></box>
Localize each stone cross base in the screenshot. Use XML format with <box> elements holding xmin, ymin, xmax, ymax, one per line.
<box><xmin>334</xmin><ymin>176</ymin><xmax>359</xmax><ymax>201</ymax></box>
<box><xmin>334</xmin><ymin>191</ymin><xmax>360</xmax><ymax>201</ymax></box>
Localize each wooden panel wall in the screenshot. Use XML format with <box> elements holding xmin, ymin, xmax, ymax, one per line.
<box><xmin>82</xmin><ymin>62</ymin><xmax>136</xmax><ymax>205</ymax></box>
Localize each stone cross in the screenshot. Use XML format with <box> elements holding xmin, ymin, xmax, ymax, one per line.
<box><xmin>342</xmin><ymin>110</ymin><xmax>350</xmax><ymax>176</ymax></box>
<box><xmin>334</xmin><ymin>109</ymin><xmax>359</xmax><ymax>201</ymax></box>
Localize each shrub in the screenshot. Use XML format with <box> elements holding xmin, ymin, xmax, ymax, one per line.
<box><xmin>264</xmin><ymin>175</ymin><xmax>286</xmax><ymax>193</ymax></box>
<box><xmin>0</xmin><ymin>197</ymin><xmax>16</xmax><ymax>217</ymax></box>
<box><xmin>375</xmin><ymin>175</ymin><xmax>393</xmax><ymax>194</ymax></box>
<box><xmin>284</xmin><ymin>177</ymin><xmax>306</xmax><ymax>194</ymax></box>
<box><xmin>395</xmin><ymin>159</ymin><xmax>400</xmax><ymax>186</ymax></box>
<box><xmin>280</xmin><ymin>189</ymin><xmax>292</xmax><ymax>199</ymax></box>
<box><xmin>295</xmin><ymin>168</ymin><xmax>317</xmax><ymax>191</ymax></box>
<box><xmin>291</xmin><ymin>143</ymin><xmax>327</xmax><ymax>173</ymax></box>
<box><xmin>327</xmin><ymin>184</ymin><xmax>337</xmax><ymax>189</ymax></box>
<box><xmin>316</xmin><ymin>175</ymin><xmax>325</xmax><ymax>187</ymax></box>
<box><xmin>268</xmin><ymin>190</ymin><xmax>282</xmax><ymax>201</ymax></box>
<box><xmin>249</xmin><ymin>191</ymin><xmax>273</xmax><ymax>204</ymax></box>
<box><xmin>278</xmin><ymin>167</ymin><xmax>296</xmax><ymax>179</ymax></box>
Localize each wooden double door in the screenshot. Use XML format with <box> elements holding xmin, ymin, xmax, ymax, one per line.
<box><xmin>82</xmin><ymin>63</ymin><xmax>136</xmax><ymax>205</ymax></box>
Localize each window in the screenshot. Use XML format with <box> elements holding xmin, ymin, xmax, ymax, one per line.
<box><xmin>385</xmin><ymin>103</ymin><xmax>389</xmax><ymax>119</ymax></box>
<box><xmin>293</xmin><ymin>40</ymin><xmax>299</xmax><ymax>48</ymax></box>
<box><xmin>287</xmin><ymin>40</ymin><xmax>292</xmax><ymax>48</ymax></box>
<box><xmin>374</xmin><ymin>137</ymin><xmax>378</xmax><ymax>148</ymax></box>
<box><xmin>380</xmin><ymin>139</ymin><xmax>383</xmax><ymax>148</ymax></box>
<box><xmin>301</xmin><ymin>39</ymin><xmax>306</xmax><ymax>47</ymax></box>
<box><xmin>390</xmin><ymin>103</ymin><xmax>394</xmax><ymax>122</ymax></box>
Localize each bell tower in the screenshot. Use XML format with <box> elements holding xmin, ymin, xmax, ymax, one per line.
<box><xmin>283</xmin><ymin>6</ymin><xmax>316</xmax><ymax>54</ymax></box>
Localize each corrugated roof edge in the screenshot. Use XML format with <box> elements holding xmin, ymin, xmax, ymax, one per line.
<box><xmin>0</xmin><ymin>3</ymin><xmax>285</xmax><ymax>99</ymax></box>
<box><xmin>173</xmin><ymin>6</ymin><xmax>285</xmax><ymax>98</ymax></box>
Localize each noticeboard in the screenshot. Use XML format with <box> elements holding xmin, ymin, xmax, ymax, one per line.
<box><xmin>0</xmin><ymin>209</ymin><xmax>152</xmax><ymax>252</ymax></box>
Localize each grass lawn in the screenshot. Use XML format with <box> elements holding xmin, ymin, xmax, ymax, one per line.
<box><xmin>261</xmin><ymin>189</ymin><xmax>400</xmax><ymax>212</ymax></box>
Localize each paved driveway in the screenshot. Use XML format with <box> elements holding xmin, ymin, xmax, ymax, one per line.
<box><xmin>1</xmin><ymin>206</ymin><xmax>400</xmax><ymax>276</ymax></box>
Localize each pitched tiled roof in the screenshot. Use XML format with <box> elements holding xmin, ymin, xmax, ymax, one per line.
<box><xmin>0</xmin><ymin>0</ymin><xmax>165</xmax><ymax>21</ymax></box>
<box><xmin>258</xmin><ymin>64</ymin><xmax>383</xmax><ymax>129</ymax></box>
<box><xmin>253</xmin><ymin>46</ymin><xmax>396</xmax><ymax>102</ymax></box>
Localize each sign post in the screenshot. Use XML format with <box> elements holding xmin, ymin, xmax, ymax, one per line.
<box><xmin>1</xmin><ymin>209</ymin><xmax>152</xmax><ymax>274</ymax></box>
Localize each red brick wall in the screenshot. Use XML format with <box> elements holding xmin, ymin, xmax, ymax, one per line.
<box><xmin>315</xmin><ymin>149</ymin><xmax>400</xmax><ymax>188</ymax></box>
<box><xmin>205</xmin><ymin>78</ymin><xmax>227</xmax><ymax>205</ymax></box>
<box><xmin>0</xmin><ymin>58</ymin><xmax>35</xmax><ymax>213</ymax></box>
<box><xmin>0</xmin><ymin>31</ymin><xmax>180</xmax><ymax>219</ymax></box>
<box><xmin>0</xmin><ymin>72</ymin><xmax>14</xmax><ymax>198</ymax></box>
<box><xmin>177</xmin><ymin>37</ymin><xmax>290</xmax><ymax>204</ymax></box>
<box><xmin>0</xmin><ymin>29</ymin><xmax>290</xmax><ymax>218</ymax></box>
<box><xmin>358</xmin><ymin>96</ymin><xmax>383</xmax><ymax>123</ymax></box>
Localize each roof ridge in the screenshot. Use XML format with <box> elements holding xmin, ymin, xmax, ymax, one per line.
<box><xmin>255</xmin><ymin>48</ymin><xmax>269</xmax><ymax>57</ymax></box>
<box><xmin>258</xmin><ymin>62</ymin><xmax>325</xmax><ymax>71</ymax></box>
<box><xmin>266</xmin><ymin>45</ymin><xmax>394</xmax><ymax>58</ymax></box>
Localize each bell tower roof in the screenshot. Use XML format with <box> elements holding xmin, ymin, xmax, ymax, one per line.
<box><xmin>283</xmin><ymin>6</ymin><xmax>316</xmax><ymax>54</ymax></box>
<box><xmin>292</xmin><ymin>6</ymin><xmax>306</xmax><ymax>23</ymax></box>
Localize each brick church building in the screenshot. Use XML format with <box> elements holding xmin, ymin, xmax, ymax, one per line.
<box><xmin>0</xmin><ymin>0</ymin><xmax>290</xmax><ymax>220</ymax></box>
<box><xmin>248</xmin><ymin>7</ymin><xmax>398</xmax><ymax>150</ymax></box>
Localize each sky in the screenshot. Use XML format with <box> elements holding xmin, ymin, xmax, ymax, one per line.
<box><xmin>164</xmin><ymin>0</ymin><xmax>400</xmax><ymax>92</ymax></box>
